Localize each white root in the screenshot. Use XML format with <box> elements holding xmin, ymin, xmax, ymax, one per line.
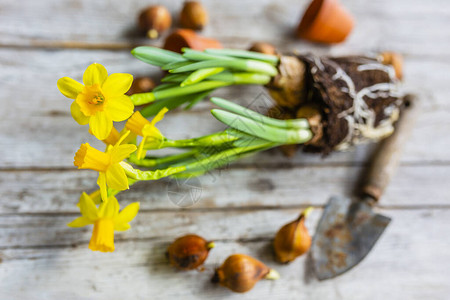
<box><xmin>314</xmin><ymin>57</ymin><xmax>404</xmax><ymax>150</ymax></box>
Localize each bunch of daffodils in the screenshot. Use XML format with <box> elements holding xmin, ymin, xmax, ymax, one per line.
<box><xmin>58</xmin><ymin>61</ymin><xmax>312</xmax><ymax>252</ymax></box>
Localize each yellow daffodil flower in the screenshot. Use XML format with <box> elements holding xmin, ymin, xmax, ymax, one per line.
<box><xmin>125</xmin><ymin>108</ymin><xmax>168</xmax><ymax>159</ymax></box>
<box><xmin>57</xmin><ymin>63</ymin><xmax>134</xmax><ymax>140</ymax></box>
<box><xmin>74</xmin><ymin>131</ymin><xmax>137</xmax><ymax>202</ymax></box>
<box><xmin>67</xmin><ymin>192</ymin><xmax>140</xmax><ymax>252</ymax></box>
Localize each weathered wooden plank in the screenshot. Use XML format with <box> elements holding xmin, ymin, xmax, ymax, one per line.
<box><xmin>0</xmin><ymin>48</ymin><xmax>449</xmax><ymax>168</ymax></box>
<box><xmin>0</xmin><ymin>207</ymin><xmax>314</xmax><ymax>248</ymax></box>
<box><xmin>1</xmin><ymin>0</ymin><xmax>450</xmax><ymax>57</ymax></box>
<box><xmin>1</xmin><ymin>206</ymin><xmax>448</xmax><ymax>249</ymax></box>
<box><xmin>0</xmin><ymin>164</ymin><xmax>448</xmax><ymax>214</ymax></box>
<box><xmin>0</xmin><ymin>208</ymin><xmax>448</xmax><ymax>299</ymax></box>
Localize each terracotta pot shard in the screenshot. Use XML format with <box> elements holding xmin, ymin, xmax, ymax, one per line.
<box><xmin>163</xmin><ymin>29</ymin><xmax>222</xmax><ymax>53</ymax></box>
<box><xmin>296</xmin><ymin>0</ymin><xmax>354</xmax><ymax>44</ymax></box>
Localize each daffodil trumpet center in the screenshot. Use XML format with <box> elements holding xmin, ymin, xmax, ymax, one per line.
<box><xmin>87</xmin><ymin>85</ymin><xmax>105</xmax><ymax>105</ymax></box>
<box><xmin>89</xmin><ymin>218</ymin><xmax>115</xmax><ymax>252</ymax></box>
<box><xmin>74</xmin><ymin>143</ymin><xmax>111</xmax><ymax>172</ymax></box>
<box><xmin>77</xmin><ymin>84</ymin><xmax>107</xmax><ymax>116</ymax></box>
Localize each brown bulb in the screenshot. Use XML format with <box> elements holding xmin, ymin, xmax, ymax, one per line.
<box><xmin>212</xmin><ymin>254</ymin><xmax>279</xmax><ymax>293</ymax></box>
<box><xmin>180</xmin><ymin>1</ymin><xmax>209</xmax><ymax>30</ymax></box>
<box><xmin>126</xmin><ymin>77</ymin><xmax>156</xmax><ymax>96</ymax></box>
<box><xmin>167</xmin><ymin>234</ymin><xmax>214</xmax><ymax>270</ymax></box>
<box><xmin>273</xmin><ymin>207</ymin><xmax>313</xmax><ymax>263</ymax></box>
<box><xmin>248</xmin><ymin>42</ymin><xmax>277</xmax><ymax>56</ymax></box>
<box><xmin>296</xmin><ymin>104</ymin><xmax>323</xmax><ymax>147</ymax></box>
<box><xmin>138</xmin><ymin>5</ymin><xmax>172</xmax><ymax>39</ymax></box>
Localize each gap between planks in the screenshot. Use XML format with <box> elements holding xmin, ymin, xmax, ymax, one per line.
<box><xmin>1</xmin><ymin>204</ymin><xmax>450</xmax><ymax>218</ymax></box>
<box><xmin>1</xmin><ymin>159</ymin><xmax>450</xmax><ymax>172</ymax></box>
<box><xmin>2</xmin><ymin>42</ymin><xmax>450</xmax><ymax>62</ymax></box>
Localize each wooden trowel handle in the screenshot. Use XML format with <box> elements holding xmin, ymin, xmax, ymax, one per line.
<box><xmin>362</xmin><ymin>94</ymin><xmax>419</xmax><ymax>201</ymax></box>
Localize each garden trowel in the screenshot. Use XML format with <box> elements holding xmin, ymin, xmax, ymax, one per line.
<box><xmin>311</xmin><ymin>95</ymin><xmax>418</xmax><ymax>280</ymax></box>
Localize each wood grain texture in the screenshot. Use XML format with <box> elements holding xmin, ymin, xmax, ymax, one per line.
<box><xmin>0</xmin><ymin>0</ymin><xmax>449</xmax><ymax>299</ymax></box>
<box><xmin>0</xmin><ymin>164</ymin><xmax>449</xmax><ymax>215</ymax></box>
<box><xmin>0</xmin><ymin>0</ymin><xmax>449</xmax><ymax>57</ymax></box>
<box><xmin>0</xmin><ymin>209</ymin><xmax>449</xmax><ymax>300</ymax></box>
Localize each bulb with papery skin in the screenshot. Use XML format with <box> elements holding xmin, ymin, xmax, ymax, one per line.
<box><xmin>166</xmin><ymin>234</ymin><xmax>215</xmax><ymax>270</ymax></box>
<box><xmin>248</xmin><ymin>42</ymin><xmax>277</xmax><ymax>56</ymax></box>
<box><xmin>273</xmin><ymin>207</ymin><xmax>313</xmax><ymax>263</ymax></box>
<box><xmin>212</xmin><ymin>254</ymin><xmax>279</xmax><ymax>293</ymax></box>
<box><xmin>180</xmin><ymin>1</ymin><xmax>209</xmax><ymax>30</ymax></box>
<box><xmin>138</xmin><ymin>5</ymin><xmax>172</xmax><ymax>39</ymax></box>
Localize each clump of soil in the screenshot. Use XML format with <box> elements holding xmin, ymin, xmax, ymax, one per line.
<box><xmin>266</xmin><ymin>54</ymin><xmax>404</xmax><ymax>155</ymax></box>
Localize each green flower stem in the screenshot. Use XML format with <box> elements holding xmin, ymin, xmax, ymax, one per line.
<box><xmin>210</xmin><ymin>97</ymin><xmax>309</xmax><ymax>129</ymax></box>
<box><xmin>181</xmin><ymin>67</ymin><xmax>225</xmax><ymax>86</ymax></box>
<box><xmin>205</xmin><ymin>48</ymin><xmax>279</xmax><ymax>65</ymax></box>
<box><xmin>172</xmin><ymin>148</ymin><xmax>259</xmax><ymax>178</ymax></box>
<box><xmin>132</xmin><ymin>81</ymin><xmax>231</xmax><ymax>106</ymax></box>
<box><xmin>163</xmin><ymin>71</ymin><xmax>233</xmax><ymax>83</ymax></box>
<box><xmin>170</xmin><ymin>58</ymin><xmax>278</xmax><ymax>76</ymax></box>
<box><xmin>159</xmin><ymin>130</ymin><xmax>240</xmax><ymax>149</ymax></box>
<box><xmin>130</xmin><ymin>92</ymin><xmax>156</xmax><ymax>106</ymax></box>
<box><xmin>131</xmin><ymin>47</ymin><xmax>185</xmax><ymax>67</ymax></box>
<box><xmin>139</xmin><ymin>90</ymin><xmax>213</xmax><ymax>117</ymax></box>
<box><xmin>211</xmin><ymin>109</ymin><xmax>313</xmax><ymax>144</ymax></box>
<box><xmin>127</xmin><ymin>149</ymin><xmax>199</xmax><ymax>168</ymax></box>
<box><xmin>155</xmin><ymin>81</ymin><xmax>231</xmax><ymax>100</ymax></box>
<box><xmin>152</xmin><ymin>83</ymin><xmax>179</xmax><ymax>92</ymax></box>
<box><xmin>163</xmin><ymin>71</ymin><xmax>271</xmax><ymax>86</ymax></box>
<box><xmin>120</xmin><ymin>162</ymin><xmax>186</xmax><ymax>180</ymax></box>
<box><xmin>183</xmin><ymin>142</ymin><xmax>276</xmax><ymax>173</ymax></box>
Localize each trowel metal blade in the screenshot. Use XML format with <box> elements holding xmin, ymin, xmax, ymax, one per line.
<box><xmin>311</xmin><ymin>196</ymin><xmax>391</xmax><ymax>280</ymax></box>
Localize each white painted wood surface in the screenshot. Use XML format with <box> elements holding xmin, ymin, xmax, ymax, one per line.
<box><xmin>0</xmin><ymin>0</ymin><xmax>449</xmax><ymax>299</ymax></box>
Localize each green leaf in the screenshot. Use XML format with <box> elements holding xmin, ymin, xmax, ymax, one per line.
<box><xmin>211</xmin><ymin>109</ymin><xmax>312</xmax><ymax>144</ymax></box>
<box><xmin>170</xmin><ymin>59</ymin><xmax>278</xmax><ymax>76</ymax></box>
<box><xmin>210</xmin><ymin>97</ymin><xmax>309</xmax><ymax>129</ymax></box>
<box><xmin>181</xmin><ymin>67</ymin><xmax>225</xmax><ymax>86</ymax></box>
<box><xmin>205</xmin><ymin>48</ymin><xmax>279</xmax><ymax>65</ymax></box>
<box><xmin>131</xmin><ymin>47</ymin><xmax>184</xmax><ymax>67</ymax></box>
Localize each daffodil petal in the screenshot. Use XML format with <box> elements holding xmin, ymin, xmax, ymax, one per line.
<box><xmin>89</xmin><ymin>111</ymin><xmax>112</xmax><ymax>140</ymax></box>
<box><xmin>89</xmin><ymin>190</ymin><xmax>102</xmax><ymax>205</ymax></box>
<box><xmin>105</xmin><ymin>163</ymin><xmax>129</xmax><ymax>191</ymax></box>
<box><xmin>107</xmin><ymin>95</ymin><xmax>134</xmax><ymax>122</ymax></box>
<box><xmin>114</xmin><ymin>223</ymin><xmax>131</xmax><ymax>231</ymax></box>
<box><xmin>83</xmin><ymin>63</ymin><xmax>108</xmax><ymax>86</ymax></box>
<box><xmin>103</xmin><ymin>73</ymin><xmax>133</xmax><ymax>96</ymax></box>
<box><xmin>79</xmin><ymin>192</ymin><xmax>99</xmax><ymax>221</ymax></box>
<box><xmin>116</xmin><ymin>130</ymin><xmax>131</xmax><ymax>146</ymax></box>
<box><xmin>57</xmin><ymin>77</ymin><xmax>84</xmax><ymax>99</ymax></box>
<box><xmin>99</xmin><ymin>196</ymin><xmax>120</xmax><ymax>218</ymax></box>
<box><xmin>70</xmin><ymin>101</ymin><xmax>89</xmax><ymax>125</ymax></box>
<box><xmin>67</xmin><ymin>216</ymin><xmax>93</xmax><ymax>228</ymax></box>
<box><xmin>137</xmin><ymin>136</ymin><xmax>147</xmax><ymax>160</ymax></box>
<box><xmin>141</xmin><ymin>125</ymin><xmax>163</xmax><ymax>140</ymax></box>
<box><xmin>150</xmin><ymin>107</ymin><xmax>169</xmax><ymax>126</ymax></box>
<box><xmin>111</xmin><ymin>144</ymin><xmax>137</xmax><ymax>163</ymax></box>
<box><xmin>115</xmin><ymin>202</ymin><xmax>140</xmax><ymax>226</ymax></box>
<box><xmin>97</xmin><ymin>173</ymin><xmax>108</xmax><ymax>203</ymax></box>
